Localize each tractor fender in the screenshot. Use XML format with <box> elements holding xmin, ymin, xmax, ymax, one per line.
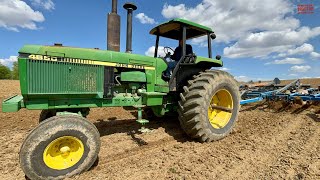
<box><xmin>195</xmin><ymin>56</ymin><xmax>223</xmax><ymax>68</ymax></box>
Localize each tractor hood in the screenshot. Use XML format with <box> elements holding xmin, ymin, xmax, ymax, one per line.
<box><xmin>19</xmin><ymin>45</ymin><xmax>157</xmax><ymax>70</ymax></box>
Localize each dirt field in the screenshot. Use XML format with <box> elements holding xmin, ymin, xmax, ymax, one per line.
<box><xmin>0</xmin><ymin>80</ymin><xmax>319</xmax><ymax>180</ymax></box>
<box><xmin>279</xmin><ymin>78</ymin><xmax>320</xmax><ymax>88</ymax></box>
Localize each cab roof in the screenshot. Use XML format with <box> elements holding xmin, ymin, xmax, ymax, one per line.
<box><xmin>149</xmin><ymin>18</ymin><xmax>213</xmax><ymax>40</ymax></box>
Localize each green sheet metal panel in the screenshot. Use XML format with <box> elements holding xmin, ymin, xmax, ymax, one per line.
<box><xmin>24</xmin><ymin>93</ymin><xmax>143</xmax><ymax>109</ymax></box>
<box><xmin>18</xmin><ymin>45</ymin><xmax>168</xmax><ymax>94</ymax></box>
<box><xmin>149</xmin><ymin>18</ymin><xmax>213</xmax><ymax>40</ymax></box>
<box><xmin>196</xmin><ymin>56</ymin><xmax>223</xmax><ymax>67</ymax></box>
<box><xmin>120</xmin><ymin>71</ymin><xmax>146</xmax><ymax>82</ymax></box>
<box><xmin>154</xmin><ymin>58</ymin><xmax>168</xmax><ymax>91</ymax></box>
<box><xmin>26</xmin><ymin>59</ymin><xmax>104</xmax><ymax>96</ymax></box>
<box><xmin>19</xmin><ymin>45</ymin><xmax>158</xmax><ymax>70</ymax></box>
<box><xmin>19</xmin><ymin>58</ymin><xmax>28</xmax><ymax>95</ymax></box>
<box><xmin>141</xmin><ymin>92</ymin><xmax>166</xmax><ymax>106</ymax></box>
<box><xmin>2</xmin><ymin>95</ymin><xmax>24</xmax><ymax>112</ymax></box>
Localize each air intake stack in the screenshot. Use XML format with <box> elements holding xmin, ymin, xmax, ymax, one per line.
<box><xmin>107</xmin><ymin>0</ymin><xmax>120</xmax><ymax>51</ymax></box>
<box><xmin>123</xmin><ymin>3</ymin><xmax>137</xmax><ymax>53</ymax></box>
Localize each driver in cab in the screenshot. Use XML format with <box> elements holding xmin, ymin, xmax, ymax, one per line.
<box><xmin>164</xmin><ymin>39</ymin><xmax>193</xmax><ymax>78</ymax></box>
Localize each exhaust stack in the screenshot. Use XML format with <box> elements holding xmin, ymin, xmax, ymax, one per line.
<box><xmin>123</xmin><ymin>2</ymin><xmax>137</xmax><ymax>53</ymax></box>
<box><xmin>107</xmin><ymin>0</ymin><xmax>120</xmax><ymax>51</ymax></box>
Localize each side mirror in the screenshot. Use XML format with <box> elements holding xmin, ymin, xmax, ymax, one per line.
<box><xmin>210</xmin><ymin>33</ymin><xmax>216</xmax><ymax>40</ymax></box>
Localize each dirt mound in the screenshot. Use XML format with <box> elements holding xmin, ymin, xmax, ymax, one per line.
<box><xmin>0</xmin><ymin>80</ymin><xmax>320</xmax><ymax>180</ymax></box>
<box><xmin>279</xmin><ymin>78</ymin><xmax>320</xmax><ymax>88</ymax></box>
<box><xmin>245</xmin><ymin>100</ymin><xmax>320</xmax><ymax>114</ymax></box>
<box><xmin>242</xmin><ymin>78</ymin><xmax>320</xmax><ymax>88</ymax></box>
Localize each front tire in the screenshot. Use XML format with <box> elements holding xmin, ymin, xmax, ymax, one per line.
<box><xmin>39</xmin><ymin>110</ymin><xmax>56</xmax><ymax>122</ymax></box>
<box><xmin>20</xmin><ymin>115</ymin><xmax>100</xmax><ymax>180</ymax></box>
<box><xmin>143</xmin><ymin>107</ymin><xmax>158</xmax><ymax>119</ymax></box>
<box><xmin>178</xmin><ymin>70</ymin><xmax>240</xmax><ymax>142</ymax></box>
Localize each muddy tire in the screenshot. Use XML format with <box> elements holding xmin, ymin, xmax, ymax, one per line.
<box><xmin>178</xmin><ymin>70</ymin><xmax>240</xmax><ymax>142</ymax></box>
<box><xmin>39</xmin><ymin>108</ymin><xmax>90</xmax><ymax>123</ymax></box>
<box><xmin>39</xmin><ymin>110</ymin><xmax>56</xmax><ymax>122</ymax></box>
<box><xmin>20</xmin><ymin>115</ymin><xmax>100</xmax><ymax>180</ymax></box>
<box><xmin>143</xmin><ymin>108</ymin><xmax>157</xmax><ymax>119</ymax></box>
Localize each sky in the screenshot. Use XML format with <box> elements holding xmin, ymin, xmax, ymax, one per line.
<box><xmin>0</xmin><ymin>0</ymin><xmax>319</xmax><ymax>82</ymax></box>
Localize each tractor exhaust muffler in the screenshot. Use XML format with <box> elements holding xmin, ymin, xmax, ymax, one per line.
<box><xmin>107</xmin><ymin>0</ymin><xmax>120</xmax><ymax>51</ymax></box>
<box><xmin>123</xmin><ymin>2</ymin><xmax>137</xmax><ymax>53</ymax></box>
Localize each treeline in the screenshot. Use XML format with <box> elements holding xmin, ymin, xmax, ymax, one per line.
<box><xmin>0</xmin><ymin>62</ymin><xmax>19</xmax><ymax>80</ymax></box>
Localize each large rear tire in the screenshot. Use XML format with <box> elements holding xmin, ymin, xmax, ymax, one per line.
<box><xmin>20</xmin><ymin>115</ymin><xmax>100</xmax><ymax>180</ymax></box>
<box><xmin>178</xmin><ymin>70</ymin><xmax>240</xmax><ymax>142</ymax></box>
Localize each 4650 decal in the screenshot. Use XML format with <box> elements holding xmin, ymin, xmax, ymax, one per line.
<box><xmin>27</xmin><ymin>54</ymin><xmax>153</xmax><ymax>70</ymax></box>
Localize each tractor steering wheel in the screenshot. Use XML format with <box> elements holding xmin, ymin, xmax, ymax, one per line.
<box><xmin>163</xmin><ymin>46</ymin><xmax>174</xmax><ymax>58</ymax></box>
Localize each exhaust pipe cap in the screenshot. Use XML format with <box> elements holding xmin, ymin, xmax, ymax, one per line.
<box><xmin>123</xmin><ymin>2</ymin><xmax>137</xmax><ymax>10</ymax></box>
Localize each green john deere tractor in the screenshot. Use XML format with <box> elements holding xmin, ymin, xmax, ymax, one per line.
<box><xmin>2</xmin><ymin>4</ymin><xmax>239</xmax><ymax>180</ymax></box>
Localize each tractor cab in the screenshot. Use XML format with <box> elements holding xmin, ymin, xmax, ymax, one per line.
<box><xmin>150</xmin><ymin>18</ymin><xmax>222</xmax><ymax>91</ymax></box>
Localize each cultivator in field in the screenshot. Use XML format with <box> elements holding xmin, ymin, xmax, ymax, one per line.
<box><xmin>240</xmin><ymin>79</ymin><xmax>320</xmax><ymax>106</ymax></box>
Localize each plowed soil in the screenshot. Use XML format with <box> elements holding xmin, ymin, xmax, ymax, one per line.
<box><xmin>279</xmin><ymin>78</ymin><xmax>320</xmax><ymax>88</ymax></box>
<box><xmin>0</xmin><ymin>80</ymin><xmax>319</xmax><ymax>180</ymax></box>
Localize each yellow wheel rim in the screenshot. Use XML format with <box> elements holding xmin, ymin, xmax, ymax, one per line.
<box><xmin>43</xmin><ymin>136</ymin><xmax>84</xmax><ymax>170</ymax></box>
<box><xmin>208</xmin><ymin>89</ymin><xmax>233</xmax><ymax>129</ymax></box>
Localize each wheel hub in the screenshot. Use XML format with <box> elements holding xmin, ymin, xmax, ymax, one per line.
<box><xmin>208</xmin><ymin>89</ymin><xmax>233</xmax><ymax>129</ymax></box>
<box><xmin>43</xmin><ymin>136</ymin><xmax>84</xmax><ymax>170</ymax></box>
<box><xmin>60</xmin><ymin>145</ymin><xmax>71</xmax><ymax>155</ymax></box>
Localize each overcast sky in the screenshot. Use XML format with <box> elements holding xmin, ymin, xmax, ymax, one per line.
<box><xmin>0</xmin><ymin>0</ymin><xmax>319</xmax><ymax>81</ymax></box>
